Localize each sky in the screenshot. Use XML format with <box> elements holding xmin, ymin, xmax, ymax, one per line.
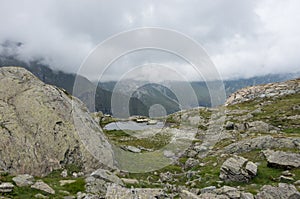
<box><xmin>0</xmin><ymin>0</ymin><xmax>300</xmax><ymax>81</ymax></box>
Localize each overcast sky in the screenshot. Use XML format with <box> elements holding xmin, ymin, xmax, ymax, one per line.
<box><xmin>0</xmin><ymin>0</ymin><xmax>300</xmax><ymax>81</ymax></box>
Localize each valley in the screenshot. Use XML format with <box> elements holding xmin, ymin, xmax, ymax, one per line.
<box><xmin>0</xmin><ymin>67</ymin><xmax>299</xmax><ymax>198</ymax></box>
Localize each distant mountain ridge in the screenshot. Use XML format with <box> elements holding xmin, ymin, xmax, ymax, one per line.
<box><xmin>100</xmin><ymin>73</ymin><xmax>300</xmax><ymax>109</ymax></box>
<box><xmin>1</xmin><ymin>41</ymin><xmax>299</xmax><ymax>116</ymax></box>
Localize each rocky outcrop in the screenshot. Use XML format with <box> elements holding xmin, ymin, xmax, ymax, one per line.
<box><xmin>85</xmin><ymin>168</ymin><xmax>123</xmax><ymax>197</ymax></box>
<box><xmin>219</xmin><ymin>155</ymin><xmax>257</xmax><ymax>182</ymax></box>
<box><xmin>225</xmin><ymin>78</ymin><xmax>300</xmax><ymax>106</ymax></box>
<box><xmin>222</xmin><ymin>135</ymin><xmax>300</xmax><ymax>154</ymax></box>
<box><xmin>263</xmin><ymin>150</ymin><xmax>300</xmax><ymax>169</ymax></box>
<box><xmin>0</xmin><ymin>67</ymin><xmax>114</xmax><ymax>176</ymax></box>
<box><xmin>256</xmin><ymin>183</ymin><xmax>300</xmax><ymax>199</ymax></box>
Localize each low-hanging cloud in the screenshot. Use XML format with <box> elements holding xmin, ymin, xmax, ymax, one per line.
<box><xmin>0</xmin><ymin>0</ymin><xmax>299</xmax><ymax>81</ymax></box>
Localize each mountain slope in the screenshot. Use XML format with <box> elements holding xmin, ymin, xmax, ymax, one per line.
<box><xmin>102</xmin><ymin>78</ymin><xmax>300</xmax><ymax>197</ymax></box>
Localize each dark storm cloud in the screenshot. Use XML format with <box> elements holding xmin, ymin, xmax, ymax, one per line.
<box><xmin>0</xmin><ymin>0</ymin><xmax>299</xmax><ymax>80</ymax></box>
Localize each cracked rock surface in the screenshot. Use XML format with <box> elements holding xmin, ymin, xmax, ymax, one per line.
<box><xmin>0</xmin><ymin>67</ymin><xmax>114</xmax><ymax>176</ymax></box>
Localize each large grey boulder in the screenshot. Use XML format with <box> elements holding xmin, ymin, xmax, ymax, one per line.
<box><xmin>0</xmin><ymin>67</ymin><xmax>115</xmax><ymax>176</ymax></box>
<box><xmin>247</xmin><ymin>121</ymin><xmax>275</xmax><ymax>133</ymax></box>
<box><xmin>85</xmin><ymin>169</ymin><xmax>123</xmax><ymax>197</ymax></box>
<box><xmin>31</xmin><ymin>180</ymin><xmax>55</xmax><ymax>194</ymax></box>
<box><xmin>256</xmin><ymin>183</ymin><xmax>300</xmax><ymax>199</ymax></box>
<box><xmin>219</xmin><ymin>155</ymin><xmax>257</xmax><ymax>182</ymax></box>
<box><xmin>263</xmin><ymin>149</ymin><xmax>300</xmax><ymax>169</ymax></box>
<box><xmin>12</xmin><ymin>174</ymin><xmax>34</xmax><ymax>187</ymax></box>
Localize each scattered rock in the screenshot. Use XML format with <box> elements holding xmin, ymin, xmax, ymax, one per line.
<box><xmin>72</xmin><ymin>172</ymin><xmax>78</xmax><ymax>178</ymax></box>
<box><xmin>59</xmin><ymin>190</ymin><xmax>71</xmax><ymax>195</ymax></box>
<box><xmin>61</xmin><ymin>169</ymin><xmax>68</xmax><ymax>178</ymax></box>
<box><xmin>279</xmin><ymin>175</ymin><xmax>294</xmax><ymax>182</ymax></box>
<box><xmin>147</xmin><ymin>120</ymin><xmax>158</xmax><ymax>125</ymax></box>
<box><xmin>160</xmin><ymin>172</ymin><xmax>173</xmax><ymax>182</ymax></box>
<box><xmin>121</xmin><ymin>178</ymin><xmax>139</xmax><ymax>184</ymax></box>
<box><xmin>121</xmin><ymin>145</ymin><xmax>141</xmax><ymax>153</ymax></box>
<box><xmin>63</xmin><ymin>196</ymin><xmax>75</xmax><ymax>199</ymax></box>
<box><xmin>184</xmin><ymin>158</ymin><xmax>200</xmax><ymax>169</ymax></box>
<box><xmin>282</xmin><ymin>170</ymin><xmax>294</xmax><ymax>177</ymax></box>
<box><xmin>247</xmin><ymin>121</ymin><xmax>276</xmax><ymax>133</ymax></box>
<box><xmin>59</xmin><ymin>180</ymin><xmax>76</xmax><ymax>186</ymax></box>
<box><xmin>31</xmin><ymin>180</ymin><xmax>55</xmax><ymax>194</ymax></box>
<box><xmin>12</xmin><ymin>174</ymin><xmax>34</xmax><ymax>187</ymax></box>
<box><xmin>198</xmin><ymin>192</ymin><xmax>230</xmax><ymax>199</ymax></box>
<box><xmin>106</xmin><ymin>184</ymin><xmax>166</xmax><ymax>199</ymax></box>
<box><xmin>256</xmin><ymin>183</ymin><xmax>300</xmax><ymax>199</ymax></box>
<box><xmin>240</xmin><ymin>192</ymin><xmax>254</xmax><ymax>199</ymax></box>
<box><xmin>0</xmin><ymin>183</ymin><xmax>14</xmax><ymax>193</ymax></box>
<box><xmin>86</xmin><ymin>169</ymin><xmax>123</xmax><ymax>197</ymax></box>
<box><xmin>199</xmin><ymin>163</ymin><xmax>206</xmax><ymax>167</ymax></box>
<box><xmin>245</xmin><ymin>161</ymin><xmax>257</xmax><ymax>176</ymax></box>
<box><xmin>84</xmin><ymin>176</ymin><xmax>107</xmax><ymax>196</ymax></box>
<box><xmin>180</xmin><ymin>189</ymin><xmax>201</xmax><ymax>198</ymax></box>
<box><xmin>294</xmin><ymin>180</ymin><xmax>300</xmax><ymax>185</ymax></box>
<box><xmin>91</xmin><ymin>169</ymin><xmax>123</xmax><ymax>185</ymax></box>
<box><xmin>187</xmin><ymin>149</ymin><xmax>198</xmax><ymax>158</ymax></box>
<box><xmin>77</xmin><ymin>192</ymin><xmax>100</xmax><ymax>199</ymax></box>
<box><xmin>201</xmin><ymin>186</ymin><xmax>216</xmax><ymax>194</ymax></box>
<box><xmin>225</xmin><ymin>121</ymin><xmax>236</xmax><ymax>130</ymax></box>
<box><xmin>216</xmin><ymin>186</ymin><xmax>241</xmax><ymax>199</ymax></box>
<box><xmin>263</xmin><ymin>149</ymin><xmax>300</xmax><ymax>169</ymax></box>
<box><xmin>219</xmin><ymin>155</ymin><xmax>257</xmax><ymax>182</ymax></box>
<box><xmin>34</xmin><ymin>193</ymin><xmax>49</xmax><ymax>199</ymax></box>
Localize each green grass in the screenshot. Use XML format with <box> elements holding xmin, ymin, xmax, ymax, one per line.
<box><xmin>0</xmin><ymin>167</ymin><xmax>86</xmax><ymax>199</ymax></box>
<box><xmin>227</xmin><ymin>93</ymin><xmax>300</xmax><ymax>136</ymax></box>
<box><xmin>104</xmin><ymin>129</ymin><xmax>171</xmax><ymax>151</ymax></box>
<box><xmin>283</xmin><ymin>128</ymin><xmax>300</xmax><ymax>134</ymax></box>
<box><xmin>63</xmin><ymin>178</ymin><xmax>85</xmax><ymax>194</ymax></box>
<box><xmin>225</xmin><ymin>150</ymin><xmax>300</xmax><ymax>194</ymax></box>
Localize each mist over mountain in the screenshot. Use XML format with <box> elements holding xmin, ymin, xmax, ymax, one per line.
<box><xmin>1</xmin><ymin>41</ymin><xmax>299</xmax><ymax>116</ymax></box>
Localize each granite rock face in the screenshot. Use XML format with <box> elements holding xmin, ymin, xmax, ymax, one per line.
<box><xmin>0</xmin><ymin>67</ymin><xmax>115</xmax><ymax>176</ymax></box>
